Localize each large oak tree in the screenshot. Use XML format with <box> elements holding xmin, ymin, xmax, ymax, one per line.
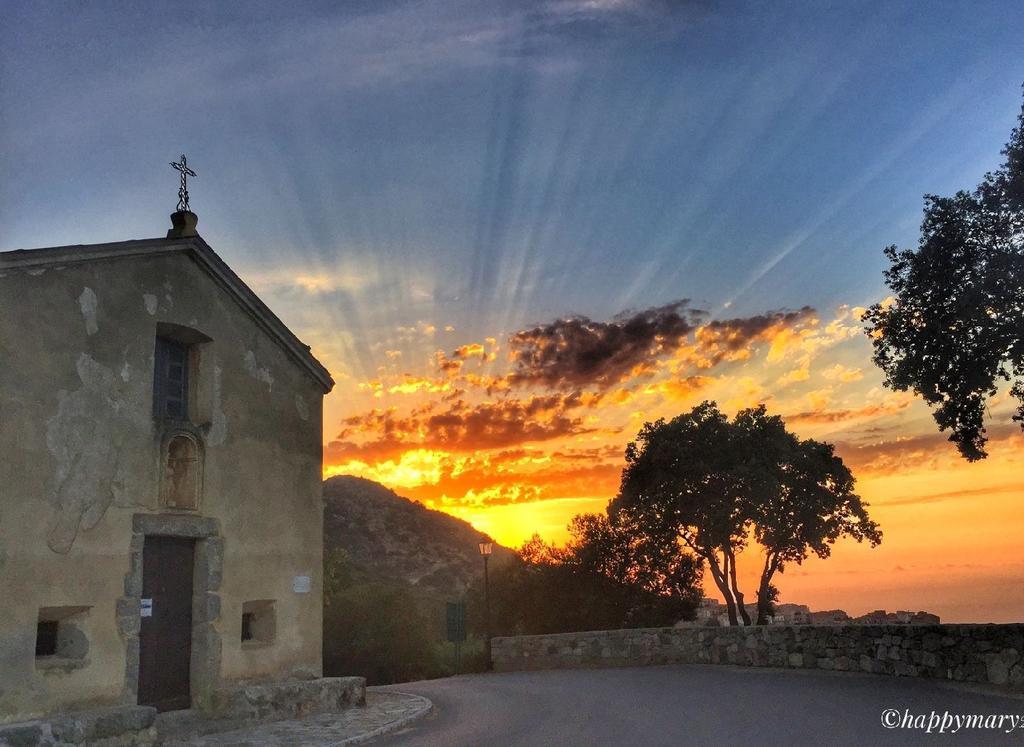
<box><xmin>610</xmin><ymin>402</ymin><xmax>881</xmax><ymax>625</ymax></box>
<box><xmin>863</xmin><ymin>90</ymin><xmax>1024</xmax><ymax>460</ymax></box>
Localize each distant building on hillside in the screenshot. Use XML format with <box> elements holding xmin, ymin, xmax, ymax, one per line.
<box><xmin>810</xmin><ymin>609</ymin><xmax>852</xmax><ymax>625</ymax></box>
<box><xmin>770</xmin><ymin>603</ymin><xmax>811</xmax><ymax>625</ymax></box>
<box><xmin>696</xmin><ymin>598</ymin><xmax>725</xmax><ymax>624</ymax></box>
<box><xmin>854</xmin><ymin>610</ymin><xmax>940</xmax><ymax>625</ymax></box>
<box><xmin>689</xmin><ymin>599</ymin><xmax>941</xmax><ymax>627</ymax></box>
<box><xmin>688</xmin><ymin>598</ymin><xmax>939</xmax><ymax>627</ymax></box>
<box><xmin>855</xmin><ymin>610</ymin><xmax>889</xmax><ymax>624</ymax></box>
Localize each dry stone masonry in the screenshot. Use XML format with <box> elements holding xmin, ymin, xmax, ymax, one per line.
<box><xmin>492</xmin><ymin>624</ymin><xmax>1024</xmax><ymax>689</ymax></box>
<box><xmin>0</xmin><ymin>705</ymin><xmax>157</xmax><ymax>747</ymax></box>
<box><xmin>209</xmin><ymin>676</ymin><xmax>366</xmax><ymax>721</ymax></box>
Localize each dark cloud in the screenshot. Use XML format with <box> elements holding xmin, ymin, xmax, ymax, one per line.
<box><xmin>426</xmin><ymin>393</ymin><xmax>596</xmax><ymax>447</ymax></box>
<box><xmin>504</xmin><ymin>301</ymin><xmax>816</xmax><ymax>390</ymax></box>
<box><xmin>507</xmin><ymin>300</ymin><xmax>705</xmax><ymax>389</ymax></box>
<box><xmin>434</xmin><ymin>350</ymin><xmax>464</xmax><ymax>375</ymax></box>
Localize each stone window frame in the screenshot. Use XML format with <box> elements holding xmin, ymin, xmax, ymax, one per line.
<box><xmin>119</xmin><ymin>514</ymin><xmax>223</xmax><ymax>712</ymax></box>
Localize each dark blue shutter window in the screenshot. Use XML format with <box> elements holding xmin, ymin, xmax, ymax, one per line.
<box><xmin>154</xmin><ymin>337</ymin><xmax>189</xmax><ymax>420</ymax></box>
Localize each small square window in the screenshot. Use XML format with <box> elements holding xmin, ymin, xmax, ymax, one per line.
<box><xmin>35</xmin><ymin>620</ymin><xmax>58</xmax><ymax>657</ymax></box>
<box><xmin>241</xmin><ymin>600</ymin><xmax>275</xmax><ymax>646</ymax></box>
<box><xmin>35</xmin><ymin>606</ymin><xmax>91</xmax><ymax>670</ymax></box>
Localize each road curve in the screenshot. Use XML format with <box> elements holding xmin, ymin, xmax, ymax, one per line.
<box><xmin>375</xmin><ymin>664</ymin><xmax>1023</xmax><ymax>746</ymax></box>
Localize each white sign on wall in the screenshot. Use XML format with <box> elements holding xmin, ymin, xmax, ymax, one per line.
<box><xmin>292</xmin><ymin>575</ymin><xmax>311</xmax><ymax>593</ymax></box>
<box><xmin>140</xmin><ymin>598</ymin><xmax>153</xmax><ymax>618</ymax></box>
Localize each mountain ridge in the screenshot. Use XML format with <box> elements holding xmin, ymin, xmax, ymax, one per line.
<box><xmin>323</xmin><ymin>475</ymin><xmax>515</xmax><ymax>597</ymax></box>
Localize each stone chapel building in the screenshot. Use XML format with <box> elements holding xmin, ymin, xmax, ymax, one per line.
<box><xmin>0</xmin><ymin>210</ymin><xmax>335</xmax><ymax>725</ymax></box>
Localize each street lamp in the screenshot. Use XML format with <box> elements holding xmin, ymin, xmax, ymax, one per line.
<box><xmin>478</xmin><ymin>541</ymin><xmax>493</xmax><ymax>671</ymax></box>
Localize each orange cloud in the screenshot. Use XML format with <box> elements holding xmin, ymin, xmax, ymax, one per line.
<box><xmin>833</xmin><ymin>426</ymin><xmax>1022</xmax><ymax>476</ymax></box>
<box><xmin>454</xmin><ymin>342</ymin><xmax>487</xmax><ymax>359</ymax></box>
<box><xmin>695</xmin><ymin>307</ymin><xmax>816</xmax><ymax>366</ymax></box>
<box><xmin>777</xmin><ymin>362</ymin><xmax>811</xmax><ymax>386</ymax></box>
<box><xmin>360</xmin><ymin>375</ymin><xmax>454</xmax><ymax>397</ymax></box>
<box><xmin>641</xmin><ymin>375</ymin><xmax>715</xmax><ymax>402</ymax></box>
<box><xmin>785</xmin><ymin>401</ymin><xmax>911</xmax><ymax>425</ymax></box>
<box><xmin>329</xmin><ymin>442</ymin><xmax>624</xmax><ymax>510</ymax></box>
<box><xmin>328</xmin><ymin>392</ymin><xmax>603</xmax><ymax>462</ymax></box>
<box><xmin>822</xmin><ymin>363</ymin><xmax>864</xmax><ymax>383</ymax></box>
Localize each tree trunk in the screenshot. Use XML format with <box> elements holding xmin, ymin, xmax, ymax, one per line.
<box><xmin>680</xmin><ymin>534</ymin><xmax>739</xmax><ymax>626</ymax></box>
<box><xmin>755</xmin><ymin>554</ymin><xmax>777</xmax><ymax>625</ymax></box>
<box><xmin>705</xmin><ymin>550</ymin><xmax>739</xmax><ymax>626</ymax></box>
<box><xmin>726</xmin><ymin>548</ymin><xmax>751</xmax><ymax>626</ymax></box>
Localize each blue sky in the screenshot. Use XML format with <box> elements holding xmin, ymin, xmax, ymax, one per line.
<box><xmin>2</xmin><ymin>0</ymin><xmax>1022</xmax><ymax>386</ymax></box>
<box><xmin>5</xmin><ymin>3</ymin><xmax>1022</xmax><ymax>349</ymax></box>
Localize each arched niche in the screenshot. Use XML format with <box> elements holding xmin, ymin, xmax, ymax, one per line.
<box><xmin>160</xmin><ymin>431</ymin><xmax>204</xmax><ymax>510</ymax></box>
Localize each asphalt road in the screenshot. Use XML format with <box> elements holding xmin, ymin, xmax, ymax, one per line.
<box><xmin>375</xmin><ymin>664</ymin><xmax>1024</xmax><ymax>746</ymax></box>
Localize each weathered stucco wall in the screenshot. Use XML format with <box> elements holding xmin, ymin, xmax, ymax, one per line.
<box><xmin>0</xmin><ymin>244</ymin><xmax>327</xmax><ymax>723</ymax></box>
<box><xmin>492</xmin><ymin>625</ymin><xmax>1024</xmax><ymax>689</ymax></box>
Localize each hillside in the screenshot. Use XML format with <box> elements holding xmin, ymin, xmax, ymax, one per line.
<box><xmin>323</xmin><ymin>475</ymin><xmax>515</xmax><ymax>597</ymax></box>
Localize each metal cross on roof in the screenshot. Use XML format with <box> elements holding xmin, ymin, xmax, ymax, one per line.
<box><xmin>169</xmin><ymin>154</ymin><xmax>197</xmax><ymax>213</ymax></box>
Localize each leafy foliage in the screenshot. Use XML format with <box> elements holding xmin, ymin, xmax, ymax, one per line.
<box><xmin>468</xmin><ymin>514</ymin><xmax>702</xmax><ymax>637</ymax></box>
<box><xmin>323</xmin><ymin>548</ymin><xmax>454</xmax><ymax>684</ymax></box>
<box><xmin>611</xmin><ymin>402</ymin><xmax>880</xmax><ymax>625</ymax></box>
<box><xmin>568</xmin><ymin>512</ymin><xmax>702</xmax><ymax>607</ymax></box>
<box><xmin>863</xmin><ymin>90</ymin><xmax>1024</xmax><ymax>460</ymax></box>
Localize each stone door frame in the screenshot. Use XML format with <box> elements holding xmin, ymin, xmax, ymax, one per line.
<box><xmin>120</xmin><ymin>514</ymin><xmax>223</xmax><ymax>711</ymax></box>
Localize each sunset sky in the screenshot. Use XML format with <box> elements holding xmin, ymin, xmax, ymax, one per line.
<box><xmin>3</xmin><ymin>0</ymin><xmax>1024</xmax><ymax>622</ymax></box>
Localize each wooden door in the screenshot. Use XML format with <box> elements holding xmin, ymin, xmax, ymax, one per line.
<box><xmin>138</xmin><ymin>535</ymin><xmax>194</xmax><ymax>711</ymax></box>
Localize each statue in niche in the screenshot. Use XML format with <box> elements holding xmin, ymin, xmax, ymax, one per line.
<box><xmin>161</xmin><ymin>433</ymin><xmax>202</xmax><ymax>510</ymax></box>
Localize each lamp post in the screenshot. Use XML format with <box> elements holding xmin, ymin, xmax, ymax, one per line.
<box><xmin>478</xmin><ymin>541</ymin><xmax>493</xmax><ymax>671</ymax></box>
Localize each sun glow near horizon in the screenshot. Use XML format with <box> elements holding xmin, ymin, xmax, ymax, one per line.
<box><xmin>317</xmin><ymin>301</ymin><xmax>1024</xmax><ymax>623</ymax></box>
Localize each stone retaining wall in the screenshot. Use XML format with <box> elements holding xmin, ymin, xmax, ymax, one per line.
<box><xmin>0</xmin><ymin>705</ymin><xmax>156</xmax><ymax>746</ymax></box>
<box><xmin>492</xmin><ymin>625</ymin><xmax>1024</xmax><ymax>688</ymax></box>
<box><xmin>0</xmin><ymin>677</ymin><xmax>366</xmax><ymax>746</ymax></box>
<box><xmin>211</xmin><ymin>676</ymin><xmax>366</xmax><ymax>721</ymax></box>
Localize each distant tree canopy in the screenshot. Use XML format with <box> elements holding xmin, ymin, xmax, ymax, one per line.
<box><xmin>469</xmin><ymin>512</ymin><xmax>702</xmax><ymax>637</ymax></box>
<box><xmin>610</xmin><ymin>402</ymin><xmax>881</xmax><ymax>626</ymax></box>
<box><xmin>863</xmin><ymin>89</ymin><xmax>1024</xmax><ymax>461</ymax></box>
